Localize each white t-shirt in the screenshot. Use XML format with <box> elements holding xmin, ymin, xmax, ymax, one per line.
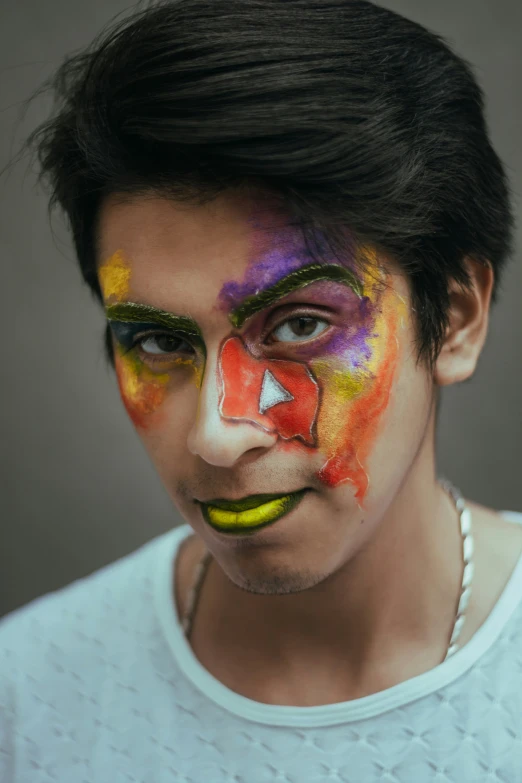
<box><xmin>1</xmin><ymin>511</ymin><xmax>522</xmax><ymax>783</ymax></box>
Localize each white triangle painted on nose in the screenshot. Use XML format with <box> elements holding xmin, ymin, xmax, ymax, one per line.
<box><xmin>259</xmin><ymin>369</ymin><xmax>294</xmax><ymax>414</ymax></box>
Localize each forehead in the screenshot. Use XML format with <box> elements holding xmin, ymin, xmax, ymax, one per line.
<box><xmin>97</xmin><ymin>190</ymin><xmax>407</xmax><ymax>320</ymax></box>
<box><xmin>97</xmin><ymin>189</ymin><xmax>312</xmax><ymax>294</ymax></box>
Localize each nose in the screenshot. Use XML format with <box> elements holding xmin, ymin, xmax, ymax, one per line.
<box><xmin>187</xmin><ymin>354</ymin><xmax>277</xmax><ymax>467</ymax></box>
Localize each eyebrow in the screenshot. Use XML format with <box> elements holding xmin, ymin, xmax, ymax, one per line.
<box><xmin>105</xmin><ymin>302</ymin><xmax>203</xmax><ymax>338</ymax></box>
<box><xmin>229</xmin><ymin>263</ymin><xmax>364</xmax><ymax>328</ymax></box>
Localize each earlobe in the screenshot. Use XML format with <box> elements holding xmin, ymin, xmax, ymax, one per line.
<box><xmin>434</xmin><ymin>258</ymin><xmax>494</xmax><ymax>388</ymax></box>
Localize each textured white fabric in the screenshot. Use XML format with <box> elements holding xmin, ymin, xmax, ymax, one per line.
<box><xmin>1</xmin><ymin>511</ymin><xmax>522</xmax><ymax>783</ymax></box>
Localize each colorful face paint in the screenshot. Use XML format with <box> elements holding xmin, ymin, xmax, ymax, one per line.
<box><xmin>310</xmin><ymin>261</ymin><xmax>406</xmax><ymax>501</ymax></box>
<box><xmin>98</xmin><ymin>249</ymin><xmax>131</xmax><ymax>303</ymax></box>
<box><xmin>110</xmin><ymin>345</ymin><xmax>172</xmax><ymax>429</ymax></box>
<box><xmin>105</xmin><ymin>302</ymin><xmax>204</xmax><ymax>340</ymax></box>
<box><xmin>228</xmin><ymin>263</ymin><xmax>363</xmax><ymax>328</ymax></box>
<box><xmin>219</xmin><ymin>336</ymin><xmax>319</xmax><ymax>445</ymax></box>
<box><xmin>217</xmin><ymin>240</ymin><xmax>406</xmax><ymax>506</ymax></box>
<box><xmin>98</xmin><ymin>251</ymin><xmax>202</xmax><ymax>430</ymax></box>
<box><xmin>218</xmin><ymin>218</ymin><xmax>358</xmax><ymax>316</ymax></box>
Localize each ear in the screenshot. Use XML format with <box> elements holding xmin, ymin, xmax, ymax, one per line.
<box><xmin>434</xmin><ymin>258</ymin><xmax>494</xmax><ymax>387</ymax></box>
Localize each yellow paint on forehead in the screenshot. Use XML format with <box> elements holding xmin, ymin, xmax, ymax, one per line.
<box><xmin>98</xmin><ymin>250</ymin><xmax>131</xmax><ymax>302</ymax></box>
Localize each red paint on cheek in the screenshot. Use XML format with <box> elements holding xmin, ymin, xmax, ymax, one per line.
<box><xmin>316</xmin><ymin>316</ymin><xmax>400</xmax><ymax>502</ymax></box>
<box><xmin>219</xmin><ymin>337</ymin><xmax>319</xmax><ymax>445</ymax></box>
<box><xmin>114</xmin><ymin>354</ymin><xmax>168</xmax><ymax>431</ymax></box>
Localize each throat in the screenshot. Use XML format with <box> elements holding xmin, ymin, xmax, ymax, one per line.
<box><xmin>173</xmin><ymin>504</ymin><xmax>522</xmax><ymax>708</ymax></box>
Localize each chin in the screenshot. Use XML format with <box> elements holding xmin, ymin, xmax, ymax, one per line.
<box><xmin>192</xmin><ymin>485</ymin><xmax>368</xmax><ymax>592</ymax></box>
<box><xmin>212</xmin><ymin>524</ymin><xmax>347</xmax><ymax>597</ymax></box>
<box><xmin>224</xmin><ymin>561</ymin><xmax>329</xmax><ymax>596</ymax></box>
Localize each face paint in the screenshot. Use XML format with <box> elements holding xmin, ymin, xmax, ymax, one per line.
<box><xmin>310</xmin><ymin>260</ymin><xmax>407</xmax><ymax>502</ymax></box>
<box><xmin>218</xmin><ymin>336</ymin><xmax>319</xmax><ymax>445</ymax></box>
<box><xmin>228</xmin><ymin>262</ymin><xmax>363</xmax><ymax>329</ymax></box>
<box><xmin>98</xmin><ymin>252</ymin><xmax>201</xmax><ymax>430</ymax></box>
<box><xmin>218</xmin><ymin>239</ymin><xmax>406</xmax><ymax>507</ymax></box>
<box><xmin>218</xmin><ymin>218</ymin><xmax>359</xmax><ymax>316</ymax></box>
<box><xmin>98</xmin><ymin>249</ymin><xmax>131</xmax><ymax>303</ymax></box>
<box><xmin>111</xmin><ymin>346</ymin><xmax>171</xmax><ymax>429</ymax></box>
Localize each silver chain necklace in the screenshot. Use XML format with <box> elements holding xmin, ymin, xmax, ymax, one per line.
<box><xmin>181</xmin><ymin>478</ymin><xmax>474</xmax><ymax>662</ymax></box>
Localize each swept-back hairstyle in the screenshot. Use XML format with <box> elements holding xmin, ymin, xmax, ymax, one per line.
<box><xmin>28</xmin><ymin>0</ymin><xmax>514</xmax><ymax>370</ymax></box>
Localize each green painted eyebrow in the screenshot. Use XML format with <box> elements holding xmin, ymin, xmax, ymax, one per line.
<box><xmin>229</xmin><ymin>263</ymin><xmax>364</xmax><ymax>329</ymax></box>
<box><xmin>105</xmin><ymin>302</ymin><xmax>203</xmax><ymax>338</ymax></box>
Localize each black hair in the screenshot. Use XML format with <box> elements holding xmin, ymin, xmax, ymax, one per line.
<box><xmin>27</xmin><ymin>0</ymin><xmax>515</xmax><ymax>371</ymax></box>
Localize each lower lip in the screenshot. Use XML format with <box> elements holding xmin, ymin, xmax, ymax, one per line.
<box><xmin>200</xmin><ymin>489</ymin><xmax>308</xmax><ymax>535</ymax></box>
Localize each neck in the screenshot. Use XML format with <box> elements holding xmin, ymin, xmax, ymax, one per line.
<box><xmin>187</xmin><ymin>411</ymin><xmax>466</xmax><ymax>703</ymax></box>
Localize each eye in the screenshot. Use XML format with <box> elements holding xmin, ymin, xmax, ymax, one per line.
<box><xmin>270</xmin><ymin>316</ymin><xmax>329</xmax><ymax>343</ymax></box>
<box><xmin>138</xmin><ymin>332</ymin><xmax>194</xmax><ymax>356</ymax></box>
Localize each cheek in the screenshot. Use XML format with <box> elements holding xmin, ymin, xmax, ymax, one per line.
<box><xmin>311</xmin><ymin>290</ymin><xmax>406</xmax><ymax>504</ymax></box>
<box><xmin>114</xmin><ymin>349</ymin><xmax>170</xmax><ymax>430</ymax></box>
<box><xmin>114</xmin><ymin>348</ymin><xmax>201</xmax><ymax>430</ymax></box>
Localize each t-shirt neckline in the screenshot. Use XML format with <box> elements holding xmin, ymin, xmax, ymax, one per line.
<box><xmin>153</xmin><ymin>513</ymin><xmax>522</xmax><ymax>727</ymax></box>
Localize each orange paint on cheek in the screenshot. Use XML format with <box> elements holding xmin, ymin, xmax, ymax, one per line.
<box><xmin>311</xmin><ymin>265</ymin><xmax>407</xmax><ymax>504</ymax></box>
<box><xmin>114</xmin><ymin>348</ymin><xmax>202</xmax><ymax>430</ymax></box>
<box><xmin>316</xmin><ymin>300</ymin><xmax>400</xmax><ymax>501</ymax></box>
<box><xmin>114</xmin><ymin>348</ymin><xmax>170</xmax><ymax>430</ymax></box>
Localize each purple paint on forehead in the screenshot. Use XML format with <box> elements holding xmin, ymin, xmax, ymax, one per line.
<box><xmin>218</xmin><ymin>223</ymin><xmax>357</xmax><ymax>312</ymax></box>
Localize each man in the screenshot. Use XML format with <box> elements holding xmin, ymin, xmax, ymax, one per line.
<box><xmin>2</xmin><ymin>1</ymin><xmax>521</xmax><ymax>780</ymax></box>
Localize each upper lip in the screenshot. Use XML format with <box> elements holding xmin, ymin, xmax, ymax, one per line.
<box><xmin>197</xmin><ymin>489</ymin><xmax>307</xmax><ymax>510</ymax></box>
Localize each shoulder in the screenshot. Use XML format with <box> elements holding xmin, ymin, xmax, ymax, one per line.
<box><xmin>0</xmin><ymin>526</ymin><xmax>193</xmax><ymax>780</ymax></box>
<box><xmin>473</xmin><ymin>505</ymin><xmax>522</xmax><ymax>558</ymax></box>
<box><xmin>460</xmin><ymin>503</ymin><xmax>522</xmax><ymax>643</ymax></box>
<box><xmin>0</xmin><ymin>530</ymin><xmax>176</xmax><ymax>695</ymax></box>
<box><xmin>469</xmin><ymin>504</ymin><xmax>522</xmax><ymax>585</ymax></box>
<box><xmin>498</xmin><ymin>509</ymin><xmax>522</xmax><ymax>527</ymax></box>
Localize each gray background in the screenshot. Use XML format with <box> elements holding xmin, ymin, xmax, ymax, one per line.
<box><xmin>1</xmin><ymin>1</ymin><xmax>520</xmax><ymax>618</ymax></box>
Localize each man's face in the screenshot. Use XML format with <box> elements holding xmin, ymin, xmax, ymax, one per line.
<box><xmin>97</xmin><ymin>190</ymin><xmax>433</xmax><ymax>592</ymax></box>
